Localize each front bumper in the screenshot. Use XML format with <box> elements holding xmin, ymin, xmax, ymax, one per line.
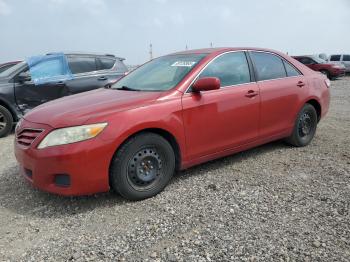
<box><xmin>14</xmin><ymin>119</ymin><xmax>116</xmax><ymax>196</ymax></box>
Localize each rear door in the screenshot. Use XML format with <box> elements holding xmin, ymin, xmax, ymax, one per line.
<box><xmin>182</xmin><ymin>51</ymin><xmax>260</xmax><ymax>159</ymax></box>
<box><xmin>65</xmin><ymin>55</ymin><xmax>126</xmax><ymax>94</ymax></box>
<box><xmin>64</xmin><ymin>55</ymin><xmax>103</xmax><ymax>95</ymax></box>
<box><xmin>249</xmin><ymin>51</ymin><xmax>306</xmax><ymax>138</ymax></box>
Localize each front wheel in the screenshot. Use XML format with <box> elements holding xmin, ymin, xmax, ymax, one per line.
<box><xmin>110</xmin><ymin>133</ymin><xmax>175</xmax><ymax>200</ymax></box>
<box><xmin>285</xmin><ymin>104</ymin><xmax>318</xmax><ymax>147</ymax></box>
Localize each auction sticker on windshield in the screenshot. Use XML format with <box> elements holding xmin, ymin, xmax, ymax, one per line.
<box><xmin>171</xmin><ymin>61</ymin><xmax>197</xmax><ymax>67</ymax></box>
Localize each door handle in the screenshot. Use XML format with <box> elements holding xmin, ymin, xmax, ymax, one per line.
<box><xmin>297</xmin><ymin>81</ymin><xmax>305</xmax><ymax>88</ymax></box>
<box><xmin>245</xmin><ymin>90</ymin><xmax>259</xmax><ymax>98</ymax></box>
<box><xmin>98</xmin><ymin>76</ymin><xmax>108</xmax><ymax>81</ymax></box>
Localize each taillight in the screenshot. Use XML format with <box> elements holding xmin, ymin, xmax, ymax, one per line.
<box><xmin>324</xmin><ymin>79</ymin><xmax>331</xmax><ymax>88</ymax></box>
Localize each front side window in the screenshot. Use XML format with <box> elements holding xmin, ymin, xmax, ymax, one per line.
<box><xmin>113</xmin><ymin>54</ymin><xmax>206</xmax><ymax>91</ymax></box>
<box><xmin>198</xmin><ymin>52</ymin><xmax>251</xmax><ymax>87</ymax></box>
<box><xmin>330</xmin><ymin>55</ymin><xmax>341</xmax><ymax>61</ymax></box>
<box><xmin>30</xmin><ymin>58</ymin><xmax>65</xmax><ymax>81</ymax></box>
<box><xmin>343</xmin><ymin>55</ymin><xmax>350</xmax><ymax>61</ymax></box>
<box><xmin>250</xmin><ymin>52</ymin><xmax>286</xmax><ymax>81</ymax></box>
<box><xmin>67</xmin><ymin>56</ymin><xmax>97</xmax><ymax>74</ymax></box>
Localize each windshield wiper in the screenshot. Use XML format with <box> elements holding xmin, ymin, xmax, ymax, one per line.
<box><xmin>115</xmin><ymin>85</ymin><xmax>139</xmax><ymax>91</ymax></box>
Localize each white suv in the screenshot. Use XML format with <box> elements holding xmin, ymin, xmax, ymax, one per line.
<box><xmin>329</xmin><ymin>54</ymin><xmax>350</xmax><ymax>73</ymax></box>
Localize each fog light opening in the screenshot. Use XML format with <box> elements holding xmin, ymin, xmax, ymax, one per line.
<box><xmin>54</xmin><ymin>174</ymin><xmax>71</xmax><ymax>187</ymax></box>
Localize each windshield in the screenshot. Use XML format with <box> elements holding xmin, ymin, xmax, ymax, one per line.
<box><xmin>112</xmin><ymin>54</ymin><xmax>207</xmax><ymax>91</ymax></box>
<box><xmin>0</xmin><ymin>61</ymin><xmax>26</xmax><ymax>77</ymax></box>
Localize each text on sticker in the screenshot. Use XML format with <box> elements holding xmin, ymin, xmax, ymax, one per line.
<box><xmin>171</xmin><ymin>61</ymin><xmax>197</xmax><ymax>67</ymax></box>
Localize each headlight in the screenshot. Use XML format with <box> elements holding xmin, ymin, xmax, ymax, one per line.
<box><xmin>38</xmin><ymin>123</ymin><xmax>108</xmax><ymax>149</ymax></box>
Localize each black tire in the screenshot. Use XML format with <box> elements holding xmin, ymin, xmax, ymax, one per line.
<box><xmin>0</xmin><ymin>105</ymin><xmax>13</xmax><ymax>138</ymax></box>
<box><xmin>285</xmin><ymin>104</ymin><xmax>318</xmax><ymax>147</ymax></box>
<box><xmin>320</xmin><ymin>70</ymin><xmax>330</xmax><ymax>79</ymax></box>
<box><xmin>110</xmin><ymin>133</ymin><xmax>175</xmax><ymax>200</ymax></box>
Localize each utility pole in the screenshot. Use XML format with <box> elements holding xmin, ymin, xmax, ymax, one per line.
<box><xmin>149</xmin><ymin>43</ymin><xmax>153</xmax><ymax>60</ymax></box>
<box><xmin>210</xmin><ymin>42</ymin><xmax>213</xmax><ymax>48</ymax></box>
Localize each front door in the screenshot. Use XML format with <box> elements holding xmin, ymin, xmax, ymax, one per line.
<box><xmin>14</xmin><ymin>56</ymin><xmax>71</xmax><ymax>111</ymax></box>
<box><xmin>182</xmin><ymin>51</ymin><xmax>260</xmax><ymax>160</ymax></box>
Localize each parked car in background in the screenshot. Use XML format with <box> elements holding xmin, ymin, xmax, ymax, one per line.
<box><xmin>0</xmin><ymin>61</ymin><xmax>21</xmax><ymax>73</ymax></box>
<box><xmin>0</xmin><ymin>52</ymin><xmax>128</xmax><ymax>137</ymax></box>
<box><xmin>14</xmin><ymin>47</ymin><xmax>330</xmax><ymax>200</ymax></box>
<box><xmin>317</xmin><ymin>53</ymin><xmax>328</xmax><ymax>62</ymax></box>
<box><xmin>328</xmin><ymin>54</ymin><xmax>350</xmax><ymax>73</ymax></box>
<box><xmin>292</xmin><ymin>55</ymin><xmax>345</xmax><ymax>79</ymax></box>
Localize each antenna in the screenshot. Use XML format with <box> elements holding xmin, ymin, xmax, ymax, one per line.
<box><xmin>149</xmin><ymin>43</ymin><xmax>153</xmax><ymax>60</ymax></box>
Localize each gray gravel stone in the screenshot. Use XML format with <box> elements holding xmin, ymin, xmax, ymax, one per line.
<box><xmin>0</xmin><ymin>77</ymin><xmax>350</xmax><ymax>261</ymax></box>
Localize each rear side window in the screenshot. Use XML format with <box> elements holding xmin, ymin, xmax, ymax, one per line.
<box><xmin>97</xmin><ymin>57</ymin><xmax>115</xmax><ymax>70</ymax></box>
<box><xmin>343</xmin><ymin>55</ymin><xmax>350</xmax><ymax>61</ymax></box>
<box><xmin>67</xmin><ymin>56</ymin><xmax>97</xmax><ymax>74</ymax></box>
<box><xmin>283</xmin><ymin>60</ymin><xmax>301</xmax><ymax>77</ymax></box>
<box><xmin>250</xmin><ymin>52</ymin><xmax>286</xmax><ymax>81</ymax></box>
<box><xmin>199</xmin><ymin>52</ymin><xmax>251</xmax><ymax>87</ymax></box>
<box><xmin>330</xmin><ymin>55</ymin><xmax>341</xmax><ymax>61</ymax></box>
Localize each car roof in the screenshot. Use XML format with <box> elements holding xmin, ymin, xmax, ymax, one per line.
<box><xmin>46</xmin><ymin>52</ymin><xmax>125</xmax><ymax>61</ymax></box>
<box><xmin>170</xmin><ymin>47</ymin><xmax>284</xmax><ymax>56</ymax></box>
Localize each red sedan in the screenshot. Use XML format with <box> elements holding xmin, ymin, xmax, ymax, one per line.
<box><xmin>14</xmin><ymin>48</ymin><xmax>330</xmax><ymax>200</ymax></box>
<box><xmin>292</xmin><ymin>55</ymin><xmax>346</xmax><ymax>79</ymax></box>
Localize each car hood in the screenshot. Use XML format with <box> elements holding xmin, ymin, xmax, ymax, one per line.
<box><xmin>24</xmin><ymin>88</ymin><xmax>163</xmax><ymax>128</ymax></box>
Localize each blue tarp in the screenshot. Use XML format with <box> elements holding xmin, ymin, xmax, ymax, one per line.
<box><xmin>26</xmin><ymin>53</ymin><xmax>73</xmax><ymax>85</ymax></box>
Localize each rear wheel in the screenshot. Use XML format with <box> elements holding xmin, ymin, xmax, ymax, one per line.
<box><xmin>110</xmin><ymin>133</ymin><xmax>175</xmax><ymax>200</ymax></box>
<box><xmin>285</xmin><ymin>104</ymin><xmax>318</xmax><ymax>147</ymax></box>
<box><xmin>0</xmin><ymin>105</ymin><xmax>13</xmax><ymax>138</ymax></box>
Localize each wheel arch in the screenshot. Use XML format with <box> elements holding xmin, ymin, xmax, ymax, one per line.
<box><xmin>109</xmin><ymin>127</ymin><xmax>182</xmax><ymax>174</ymax></box>
<box><xmin>305</xmin><ymin>99</ymin><xmax>321</xmax><ymax>122</ymax></box>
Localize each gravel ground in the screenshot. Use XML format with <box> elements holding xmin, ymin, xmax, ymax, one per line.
<box><xmin>0</xmin><ymin>77</ymin><xmax>349</xmax><ymax>262</ymax></box>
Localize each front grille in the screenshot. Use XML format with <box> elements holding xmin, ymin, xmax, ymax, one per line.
<box><xmin>16</xmin><ymin>128</ymin><xmax>44</xmax><ymax>147</ymax></box>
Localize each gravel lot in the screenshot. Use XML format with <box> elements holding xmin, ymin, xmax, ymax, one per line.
<box><xmin>0</xmin><ymin>77</ymin><xmax>349</xmax><ymax>262</ymax></box>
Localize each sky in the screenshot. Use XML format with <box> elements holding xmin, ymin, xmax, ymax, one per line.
<box><xmin>0</xmin><ymin>0</ymin><xmax>349</xmax><ymax>65</ymax></box>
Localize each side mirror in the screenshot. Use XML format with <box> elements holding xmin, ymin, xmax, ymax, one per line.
<box><xmin>17</xmin><ymin>72</ymin><xmax>31</xmax><ymax>83</ymax></box>
<box><xmin>192</xmin><ymin>77</ymin><xmax>220</xmax><ymax>92</ymax></box>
